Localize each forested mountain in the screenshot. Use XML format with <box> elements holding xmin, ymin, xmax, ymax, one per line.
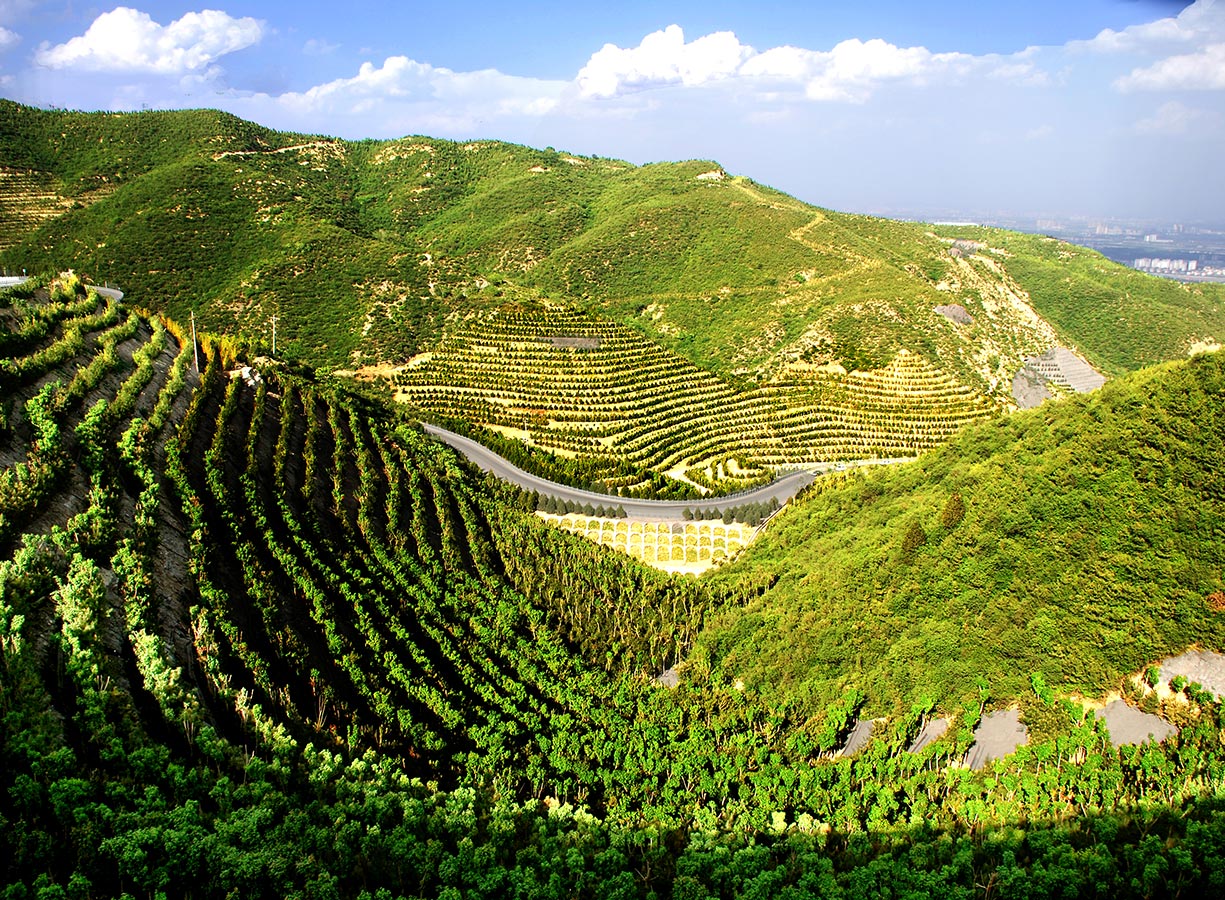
<box><xmin>699</xmin><ymin>345</ymin><xmax>1225</xmax><ymax>715</ymax></box>
<box><xmin>6</xmin><ymin>100</ymin><xmax>1222</xmax><ymax>495</ymax></box>
<box><xmin>4</xmin><ymin>273</ymin><xmax>1225</xmax><ymax>897</ymax></box>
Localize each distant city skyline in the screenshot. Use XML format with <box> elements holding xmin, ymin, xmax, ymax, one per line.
<box><xmin>867</xmin><ymin>207</ymin><xmax>1225</xmax><ymax>232</ymax></box>
<box><xmin>2</xmin><ymin>0</ymin><xmax>1222</xmax><ymax>222</ymax></box>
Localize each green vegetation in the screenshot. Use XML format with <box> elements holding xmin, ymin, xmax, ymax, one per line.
<box><xmin>3</xmin><ymin>277</ymin><xmax>1225</xmax><ymax>897</ymax></box>
<box><xmin>7</xmin><ymin>101</ymin><xmax>1225</xmax><ymax>506</ymax></box>
<box><xmin>4</xmin><ymin>100</ymin><xmax>1223</xmax><ymax>391</ymax></box>
<box><xmin>395</xmin><ymin>303</ymin><xmax>995</xmax><ymax>494</ymax></box>
<box><xmin>934</xmin><ymin>227</ymin><xmax>1225</xmax><ymax>376</ymax></box>
<box><xmin>0</xmin><ymin>103</ymin><xmax>429</xmax><ymax>366</ymax></box>
<box><xmin>6</xmin><ymin>95</ymin><xmax>1225</xmax><ymax>893</ymax></box>
<box><xmin>699</xmin><ymin>347</ymin><xmax>1225</xmax><ymax>716</ymax></box>
<box><xmin>544</xmin><ymin>514</ymin><xmax>756</xmax><ymax>572</ymax></box>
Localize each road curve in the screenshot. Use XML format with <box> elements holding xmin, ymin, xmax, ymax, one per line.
<box><xmin>0</xmin><ymin>275</ymin><xmax>869</xmax><ymax>520</ymax></box>
<box><xmin>0</xmin><ymin>275</ymin><xmax>123</xmax><ymax>302</ymax></box>
<box><xmin>422</xmin><ymin>423</ymin><xmax>817</xmax><ymax>521</ymax></box>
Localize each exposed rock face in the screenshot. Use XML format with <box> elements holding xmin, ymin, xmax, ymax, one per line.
<box><xmin>1012</xmin><ymin>367</ymin><xmax>1053</xmax><ymax>409</ymax></box>
<box><xmin>1160</xmin><ymin>650</ymin><xmax>1225</xmax><ymax>699</ymax></box>
<box><xmin>907</xmin><ymin>718</ymin><xmax>949</xmax><ymax>753</ymax></box>
<box><xmin>1029</xmin><ymin>347</ymin><xmax>1107</xmax><ymax>393</ymax></box>
<box><xmin>1012</xmin><ymin>347</ymin><xmax>1105</xmax><ymax>408</ymax></box>
<box><xmin>934</xmin><ymin>303</ymin><xmax>974</xmax><ymax>325</ymax></box>
<box><xmin>839</xmin><ymin>719</ymin><xmax>875</xmax><ymax>757</ymax></box>
<box><xmin>655</xmin><ymin>665</ymin><xmax>680</xmax><ymax>688</ymax></box>
<box><xmin>966</xmin><ymin>710</ymin><xmax>1028</xmax><ymax>770</ymax></box>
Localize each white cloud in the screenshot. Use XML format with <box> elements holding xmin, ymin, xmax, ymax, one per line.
<box><xmin>577</xmin><ymin>25</ymin><xmax>753</xmax><ymax>98</ymax></box>
<box><xmin>255</xmin><ymin>55</ymin><xmax>566</xmax><ymax>131</ymax></box>
<box><xmin>1078</xmin><ymin>0</ymin><xmax>1224</xmax><ymax>53</ymax></box>
<box><xmin>303</xmin><ymin>37</ymin><xmax>338</xmax><ymax>56</ymax></box>
<box><xmin>1076</xmin><ymin>0</ymin><xmax>1225</xmax><ymax>93</ymax></box>
<box><xmin>804</xmin><ymin>39</ymin><xmax>973</xmax><ymax>102</ymax></box>
<box><xmin>0</xmin><ymin>25</ymin><xmax>17</xmax><ymax>51</ymax></box>
<box><xmin>1116</xmin><ymin>41</ymin><xmax>1225</xmax><ymax>90</ymax></box>
<box><xmin>575</xmin><ymin>25</ymin><xmax>1040</xmax><ymax>105</ymax></box>
<box><xmin>987</xmin><ymin>51</ymin><xmax>1050</xmax><ymax>87</ymax></box>
<box><xmin>1134</xmin><ymin>100</ymin><xmax>1215</xmax><ymax>133</ymax></box>
<box><xmin>35</xmin><ymin>6</ymin><xmax>263</xmax><ymax>74</ymax></box>
<box><xmin>1081</xmin><ymin>16</ymin><xmax>1197</xmax><ymax>53</ymax></box>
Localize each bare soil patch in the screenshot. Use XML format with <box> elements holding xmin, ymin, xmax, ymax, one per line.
<box><xmin>966</xmin><ymin>710</ymin><xmax>1028</xmax><ymax>770</ymax></box>
<box><xmin>1095</xmin><ymin>699</ymin><xmax>1178</xmax><ymax>748</ymax></box>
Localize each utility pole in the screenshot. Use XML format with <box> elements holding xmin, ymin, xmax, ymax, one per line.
<box><xmin>270</xmin><ymin>315</ymin><xmax>278</xmax><ymax>357</ymax></box>
<box><xmin>190</xmin><ymin>311</ymin><xmax>199</xmax><ymax>374</ymax></box>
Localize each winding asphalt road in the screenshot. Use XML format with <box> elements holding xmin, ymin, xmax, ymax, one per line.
<box><xmin>0</xmin><ymin>275</ymin><xmax>123</xmax><ymax>301</ymax></box>
<box><xmin>422</xmin><ymin>423</ymin><xmax>817</xmax><ymax>521</ymax></box>
<box><xmin>0</xmin><ymin>274</ymin><xmax>888</xmax><ymax>521</ymax></box>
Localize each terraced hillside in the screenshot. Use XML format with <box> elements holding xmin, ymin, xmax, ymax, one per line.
<box><xmin>9</xmin><ymin>276</ymin><xmax>1225</xmax><ymax>896</ymax></box>
<box><xmin>393</xmin><ymin>303</ymin><xmax>996</xmax><ymax>492</ymax></box>
<box><xmin>0</xmin><ymin>274</ymin><xmax>727</xmax><ymax>788</ymax></box>
<box><xmin>541</xmin><ymin>513</ymin><xmax>758</xmax><ymax>574</ymax></box>
<box><xmin>0</xmin><ymin>167</ymin><xmax>68</xmax><ymax>251</ymax></box>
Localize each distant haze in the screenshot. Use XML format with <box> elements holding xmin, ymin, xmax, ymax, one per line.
<box><xmin>2</xmin><ymin>0</ymin><xmax>1222</xmax><ymax>221</ymax></box>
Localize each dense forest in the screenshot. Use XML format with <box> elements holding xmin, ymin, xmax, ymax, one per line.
<box><xmin>3</xmin><ymin>273</ymin><xmax>1225</xmax><ymax>897</ymax></box>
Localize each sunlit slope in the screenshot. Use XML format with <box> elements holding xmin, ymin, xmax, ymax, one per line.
<box><xmin>10</xmin><ymin>277</ymin><xmax>1225</xmax><ymax>900</ymax></box>
<box><xmin>4</xmin><ymin>100</ymin><xmax>1223</xmax><ymax>387</ymax></box>
<box><xmin>0</xmin><ymin>275</ymin><xmax>720</xmax><ymax>792</ymax></box>
<box><xmin>394</xmin><ymin>302</ymin><xmax>995</xmax><ymax>490</ymax></box>
<box><xmin>937</xmin><ymin>226</ymin><xmax>1225</xmax><ymax>376</ymax></box>
<box><xmin>0</xmin><ymin>103</ymin><xmax>430</xmax><ymax>365</ymax></box>
<box><xmin>696</xmin><ymin>349</ymin><xmax>1225</xmax><ymax>715</ymax></box>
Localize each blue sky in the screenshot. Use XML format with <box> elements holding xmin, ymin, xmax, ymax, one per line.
<box><xmin>2</xmin><ymin>0</ymin><xmax>1222</xmax><ymax>222</ymax></box>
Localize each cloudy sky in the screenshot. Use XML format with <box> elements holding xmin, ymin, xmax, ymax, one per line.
<box><xmin>2</xmin><ymin>0</ymin><xmax>1222</xmax><ymax>222</ymax></box>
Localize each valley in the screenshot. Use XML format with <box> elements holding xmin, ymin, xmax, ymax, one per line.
<box><xmin>3</xmin><ymin>102</ymin><xmax>1225</xmax><ymax>897</ymax></box>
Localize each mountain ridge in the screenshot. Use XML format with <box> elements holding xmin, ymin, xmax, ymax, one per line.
<box><xmin>4</xmin><ymin>100</ymin><xmax>1221</xmax><ymax>385</ymax></box>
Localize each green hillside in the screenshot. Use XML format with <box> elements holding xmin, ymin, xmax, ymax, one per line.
<box><xmin>6</xmin><ymin>101</ymin><xmax>1225</xmax><ymax>499</ymax></box>
<box><xmin>393</xmin><ymin>301</ymin><xmax>994</xmax><ymax>493</ymax></box>
<box><xmin>5</xmin><ymin>276</ymin><xmax>1225</xmax><ymax>897</ymax></box>
<box><xmin>4</xmin><ymin>100</ymin><xmax>1223</xmax><ymax>389</ymax></box>
<box><xmin>7</xmin><ymin>95</ymin><xmax>1225</xmax><ymax>893</ymax></box>
<box><xmin>698</xmin><ymin>346</ymin><xmax>1225</xmax><ymax>716</ymax></box>
<box><xmin>934</xmin><ymin>226</ymin><xmax>1225</xmax><ymax>376</ymax></box>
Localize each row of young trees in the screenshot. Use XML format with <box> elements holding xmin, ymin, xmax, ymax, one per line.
<box><xmin>396</xmin><ymin>304</ymin><xmax>996</xmax><ymax>494</ymax></box>
<box><xmin>4</xmin><ymin>278</ymin><xmax>1225</xmax><ymax>897</ymax></box>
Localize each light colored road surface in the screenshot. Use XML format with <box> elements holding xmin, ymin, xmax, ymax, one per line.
<box><xmin>0</xmin><ymin>275</ymin><xmax>123</xmax><ymax>301</ymax></box>
<box><xmin>422</xmin><ymin>423</ymin><xmax>817</xmax><ymax>521</ymax></box>
<box><xmin>90</xmin><ymin>284</ymin><xmax>124</xmax><ymax>301</ymax></box>
<box><xmin>0</xmin><ymin>275</ymin><xmax>875</xmax><ymax>521</ymax></box>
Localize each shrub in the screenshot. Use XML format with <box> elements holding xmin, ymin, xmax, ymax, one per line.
<box><xmin>940</xmin><ymin>492</ymin><xmax>965</xmax><ymax>529</ymax></box>
<box><xmin>901</xmin><ymin>520</ymin><xmax>927</xmax><ymax>556</ymax></box>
